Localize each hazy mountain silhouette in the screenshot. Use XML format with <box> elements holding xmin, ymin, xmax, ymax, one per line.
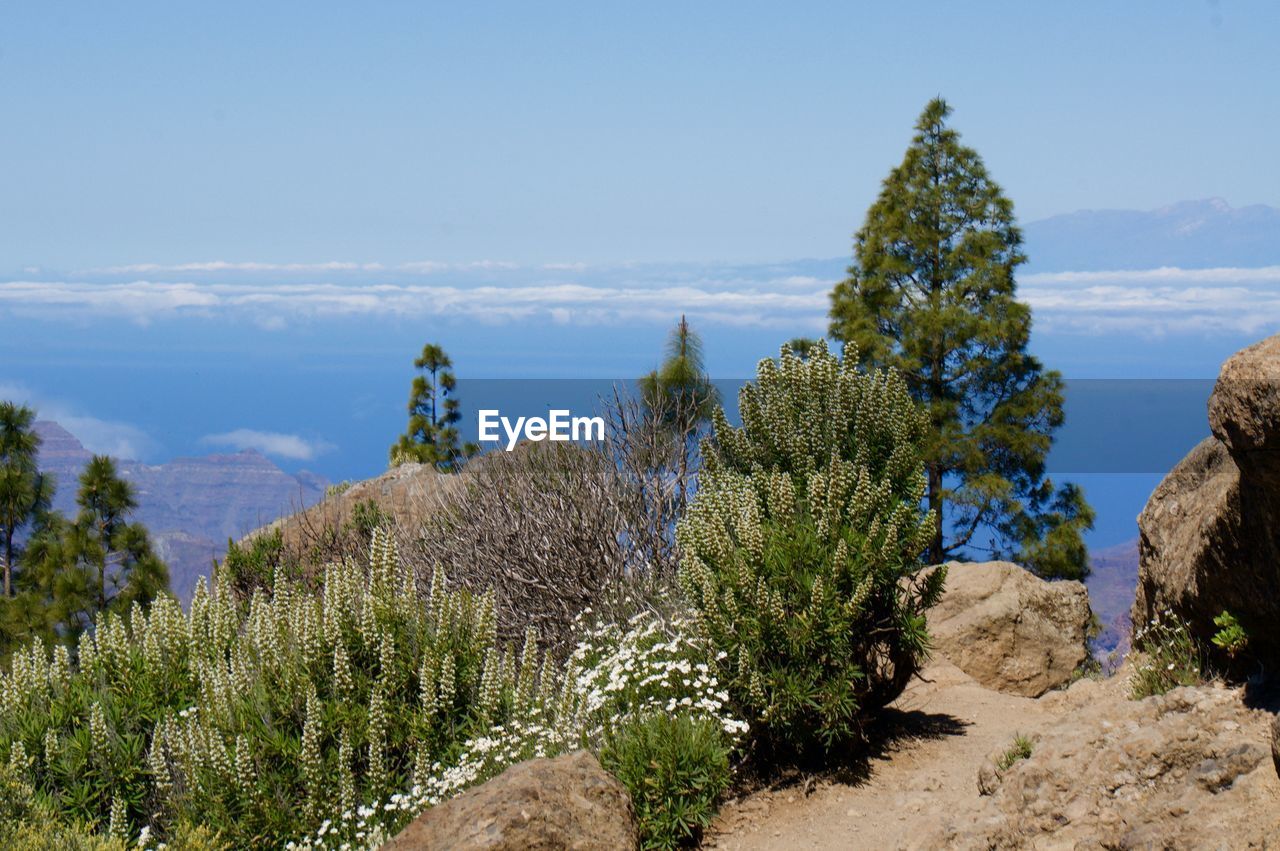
<box><xmin>1023</xmin><ymin>198</ymin><xmax>1280</xmax><ymax>271</ymax></box>
<box><xmin>34</xmin><ymin>420</ymin><xmax>327</xmax><ymax>601</ymax></box>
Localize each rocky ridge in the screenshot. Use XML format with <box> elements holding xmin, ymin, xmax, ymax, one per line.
<box><xmin>34</xmin><ymin>420</ymin><xmax>326</xmax><ymax>600</ymax></box>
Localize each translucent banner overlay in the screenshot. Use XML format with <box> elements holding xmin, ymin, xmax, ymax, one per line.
<box><xmin>449</xmin><ymin>378</ymin><xmax>1220</xmax><ymax>475</ymax></box>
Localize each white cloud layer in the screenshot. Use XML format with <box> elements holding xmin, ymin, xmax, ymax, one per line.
<box><xmin>4</xmin><ymin>263</ymin><xmax>1278</xmax><ymax>335</ymax></box>
<box><xmin>200</xmin><ymin>429</ymin><xmax>334</xmax><ymax>461</ymax></box>
<box><xmin>0</xmin><ymin>278</ymin><xmax>831</xmax><ymax>328</ymax></box>
<box><xmin>1020</xmin><ymin>266</ymin><xmax>1280</xmax><ymax>336</ymax></box>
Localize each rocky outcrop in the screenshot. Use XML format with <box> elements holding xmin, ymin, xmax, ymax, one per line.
<box><xmin>928</xmin><ymin>561</ymin><xmax>1091</xmax><ymax>698</ymax></box>
<box><xmin>1133</xmin><ymin>333</ymin><xmax>1280</xmax><ymax>673</ymax></box>
<box><xmin>925</xmin><ymin>677</ymin><xmax>1280</xmax><ymax>847</ymax></box>
<box><xmin>244</xmin><ymin>460</ymin><xmax>462</xmax><ymax>572</ymax></box>
<box><xmin>381</xmin><ymin>751</ymin><xmax>637</xmax><ymax>851</ymax></box>
<box><xmin>1273</xmin><ymin>714</ymin><xmax>1280</xmax><ymax>779</ymax></box>
<box><xmin>1208</xmin><ymin>333</ymin><xmax>1280</xmax><ymax>464</ymax></box>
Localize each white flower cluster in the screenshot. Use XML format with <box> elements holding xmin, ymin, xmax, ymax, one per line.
<box><xmin>1127</xmin><ymin>608</ymin><xmax>1202</xmax><ymax>699</ymax></box>
<box><xmin>287</xmin><ymin>607</ymin><xmax>747</xmax><ymax>851</ymax></box>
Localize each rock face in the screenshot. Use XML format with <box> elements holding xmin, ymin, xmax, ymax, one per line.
<box><xmin>33</xmin><ymin>420</ymin><xmax>327</xmax><ymax>601</ymax></box>
<box><xmin>246</xmin><ymin>460</ymin><xmax>462</xmax><ymax>569</ymax></box>
<box><xmin>928</xmin><ymin>561</ymin><xmax>1091</xmax><ymax>698</ymax></box>
<box><xmin>381</xmin><ymin>751</ymin><xmax>637</xmax><ymax>851</ymax></box>
<box><xmin>924</xmin><ymin>678</ymin><xmax>1280</xmax><ymax>847</ymax></box>
<box><xmin>1133</xmin><ymin>333</ymin><xmax>1280</xmax><ymax>673</ymax></box>
<box><xmin>1273</xmin><ymin>714</ymin><xmax>1280</xmax><ymax>779</ymax></box>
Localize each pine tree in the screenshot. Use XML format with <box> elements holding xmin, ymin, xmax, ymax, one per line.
<box><xmin>28</xmin><ymin>455</ymin><xmax>168</xmax><ymax>635</ymax></box>
<box><xmin>390</xmin><ymin>343</ymin><xmax>478</xmax><ymax>471</ymax></box>
<box><xmin>638</xmin><ymin>315</ymin><xmax>719</xmax><ymax>436</ymax></box>
<box><xmin>828</xmin><ymin>97</ymin><xmax>1094</xmax><ymax>578</ymax></box>
<box><xmin>0</xmin><ymin>402</ymin><xmax>54</xmax><ymax>598</ymax></box>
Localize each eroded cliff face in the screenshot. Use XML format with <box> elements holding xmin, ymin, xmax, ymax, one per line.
<box><xmin>34</xmin><ymin>420</ymin><xmax>326</xmax><ymax>600</ymax></box>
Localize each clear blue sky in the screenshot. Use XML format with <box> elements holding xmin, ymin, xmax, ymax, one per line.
<box><xmin>4</xmin><ymin>1</ymin><xmax>1278</xmax><ymax>268</ymax></box>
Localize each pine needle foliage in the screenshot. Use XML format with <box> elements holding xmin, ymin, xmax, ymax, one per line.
<box><xmin>0</xmin><ymin>402</ymin><xmax>54</xmax><ymax>599</ymax></box>
<box><xmin>828</xmin><ymin>97</ymin><xmax>1094</xmax><ymax>578</ymax></box>
<box><xmin>389</xmin><ymin>343</ymin><xmax>478</xmax><ymax>471</ymax></box>
<box><xmin>678</xmin><ymin>340</ymin><xmax>945</xmax><ymax>758</ymax></box>
<box><xmin>639</xmin><ymin>315</ymin><xmax>719</xmax><ymax>437</ymax></box>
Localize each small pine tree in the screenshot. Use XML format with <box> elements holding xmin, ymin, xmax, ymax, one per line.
<box><xmin>639</xmin><ymin>315</ymin><xmax>719</xmax><ymax>436</ymax></box>
<box><xmin>828</xmin><ymin>97</ymin><xmax>1093</xmax><ymax>578</ymax></box>
<box><xmin>679</xmin><ymin>340</ymin><xmax>945</xmax><ymax>758</ymax></box>
<box><xmin>27</xmin><ymin>455</ymin><xmax>168</xmax><ymax>636</ymax></box>
<box><xmin>390</xmin><ymin>343</ymin><xmax>478</xmax><ymax>471</ymax></box>
<box><xmin>0</xmin><ymin>403</ymin><xmax>54</xmax><ymax>598</ymax></box>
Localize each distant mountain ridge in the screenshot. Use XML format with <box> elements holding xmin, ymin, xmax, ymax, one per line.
<box><xmin>1084</xmin><ymin>538</ymin><xmax>1139</xmax><ymax>658</ymax></box>
<box><xmin>1022</xmin><ymin>198</ymin><xmax>1280</xmax><ymax>271</ymax></box>
<box><xmin>776</xmin><ymin>198</ymin><xmax>1280</xmax><ymax>282</ymax></box>
<box><xmin>34</xmin><ymin>420</ymin><xmax>327</xmax><ymax>601</ymax></box>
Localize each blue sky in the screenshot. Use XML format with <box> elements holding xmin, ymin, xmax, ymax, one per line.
<box><xmin>4</xmin><ymin>2</ymin><xmax>1279</xmax><ymax>266</ymax></box>
<box><xmin>3</xmin><ymin>2</ymin><xmax>1280</xmax><ymax>549</ymax></box>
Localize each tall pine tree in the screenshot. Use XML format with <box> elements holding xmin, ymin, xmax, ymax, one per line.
<box><xmin>390</xmin><ymin>343</ymin><xmax>478</xmax><ymax>471</ymax></box>
<box><xmin>829</xmin><ymin>97</ymin><xmax>1093</xmax><ymax>579</ymax></box>
<box><xmin>0</xmin><ymin>402</ymin><xmax>54</xmax><ymax>597</ymax></box>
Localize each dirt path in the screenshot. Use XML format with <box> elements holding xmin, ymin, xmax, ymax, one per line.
<box><xmin>704</xmin><ymin>661</ymin><xmax>1067</xmax><ymax>851</ymax></box>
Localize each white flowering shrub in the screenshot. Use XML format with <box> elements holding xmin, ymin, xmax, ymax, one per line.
<box><xmin>0</xmin><ymin>531</ymin><xmax>524</xmax><ymax>848</ymax></box>
<box><xmin>1128</xmin><ymin>608</ymin><xmax>1203</xmax><ymax>699</ymax></box>
<box><xmin>0</xmin><ymin>530</ymin><xmax>744</xmax><ymax>850</ymax></box>
<box><xmin>289</xmin><ymin>606</ymin><xmax>746</xmax><ymax>850</ymax></box>
<box><xmin>679</xmin><ymin>340</ymin><xmax>945</xmax><ymax>757</ymax></box>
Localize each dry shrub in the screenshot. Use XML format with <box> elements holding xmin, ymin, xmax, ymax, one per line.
<box><xmin>405</xmin><ymin>387</ymin><xmax>705</xmax><ymax>649</ymax></box>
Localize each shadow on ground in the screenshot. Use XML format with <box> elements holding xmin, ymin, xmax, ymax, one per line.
<box><xmin>732</xmin><ymin>709</ymin><xmax>971</xmax><ymax>794</ymax></box>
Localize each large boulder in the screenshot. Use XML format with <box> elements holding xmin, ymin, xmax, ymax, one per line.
<box><xmin>381</xmin><ymin>751</ymin><xmax>637</xmax><ymax>851</ymax></box>
<box><xmin>1133</xmin><ymin>333</ymin><xmax>1280</xmax><ymax>673</ymax></box>
<box><xmin>928</xmin><ymin>561</ymin><xmax>1091</xmax><ymax>697</ymax></box>
<box><xmin>1208</xmin><ymin>333</ymin><xmax>1280</xmax><ymax>466</ymax></box>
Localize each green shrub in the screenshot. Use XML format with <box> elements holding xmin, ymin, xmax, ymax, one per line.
<box><xmin>601</xmin><ymin>713</ymin><xmax>731</xmax><ymax>850</ymax></box>
<box><xmin>1128</xmin><ymin>609</ymin><xmax>1202</xmax><ymax>699</ymax></box>
<box><xmin>216</xmin><ymin>527</ymin><xmax>296</xmax><ymax>602</ymax></box>
<box><xmin>0</xmin><ymin>530</ymin><xmax>519</xmax><ymax>847</ymax></box>
<box><xmin>1211</xmin><ymin>610</ymin><xmax>1248</xmax><ymax>659</ymax></box>
<box><xmin>0</xmin><ymin>530</ymin><xmax>744</xmax><ymax>850</ymax></box>
<box><xmin>678</xmin><ymin>341</ymin><xmax>944</xmax><ymax>759</ymax></box>
<box><xmin>0</xmin><ymin>760</ymin><xmax>128</xmax><ymax>850</ymax></box>
<box><xmin>996</xmin><ymin>733</ymin><xmax>1034</xmax><ymax>772</ymax></box>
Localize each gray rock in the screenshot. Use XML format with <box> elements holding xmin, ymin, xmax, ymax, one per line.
<box><xmin>381</xmin><ymin>750</ymin><xmax>637</xmax><ymax>851</ymax></box>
